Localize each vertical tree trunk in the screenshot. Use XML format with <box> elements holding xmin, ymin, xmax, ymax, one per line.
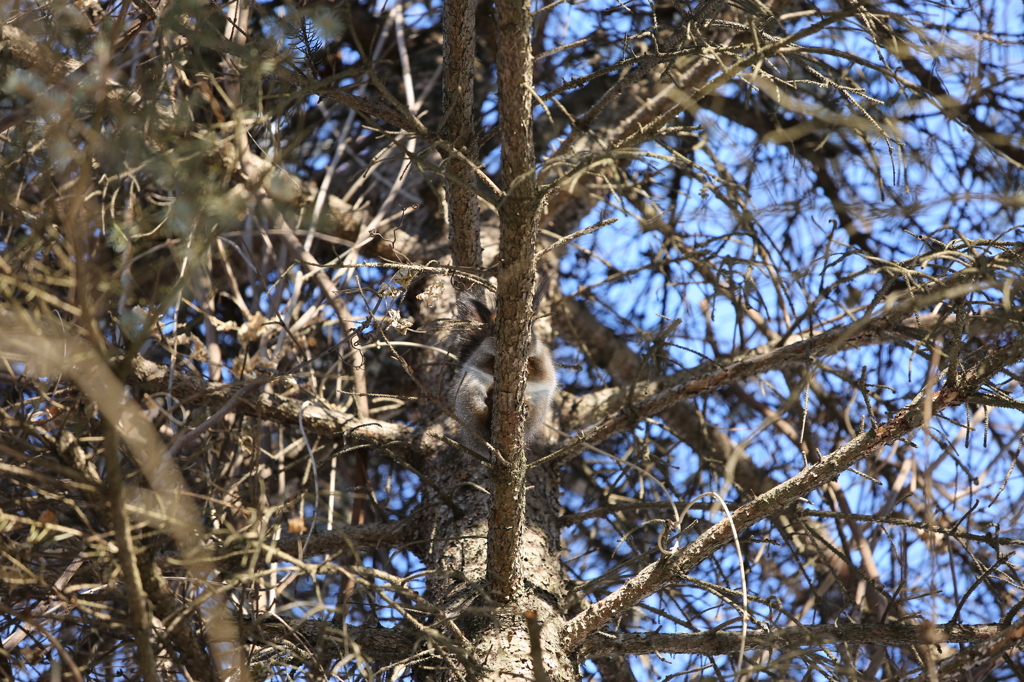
<box><xmin>420</xmin><ymin>448</ymin><xmax>577</xmax><ymax>681</ymax></box>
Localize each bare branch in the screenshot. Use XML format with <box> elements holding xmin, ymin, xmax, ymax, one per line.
<box><xmin>563</xmin><ymin>330</ymin><xmax>1024</xmax><ymax>647</ymax></box>
<box><xmin>580</xmin><ymin>621</ymin><xmax>1011</xmax><ymax>657</ymax></box>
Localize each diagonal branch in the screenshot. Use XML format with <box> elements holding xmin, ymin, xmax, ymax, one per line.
<box><xmin>542</xmin><ymin>268</ymin><xmax>1015</xmax><ymax>467</ymax></box>
<box><xmin>0</xmin><ymin>320</ymin><xmax>253</xmax><ymax>681</ymax></box>
<box><xmin>562</xmin><ymin>329</ymin><xmax>1024</xmax><ymax>648</ymax></box>
<box><xmin>851</xmin><ymin>5</ymin><xmax>1024</xmax><ymax>168</ymax></box>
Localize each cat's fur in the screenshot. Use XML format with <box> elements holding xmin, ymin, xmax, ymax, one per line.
<box><xmin>449</xmin><ymin>296</ymin><xmax>556</xmax><ymax>452</ymax></box>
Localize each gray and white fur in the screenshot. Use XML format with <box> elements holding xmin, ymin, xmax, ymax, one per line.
<box><xmin>450</xmin><ymin>297</ymin><xmax>556</xmax><ymax>452</ymax></box>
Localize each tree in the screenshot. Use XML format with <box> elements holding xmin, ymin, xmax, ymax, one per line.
<box><xmin>2</xmin><ymin>0</ymin><xmax>1024</xmax><ymax>678</ymax></box>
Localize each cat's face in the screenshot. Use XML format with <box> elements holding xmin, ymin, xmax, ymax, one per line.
<box><xmin>450</xmin><ymin>298</ymin><xmax>557</xmax><ymax>449</ymax></box>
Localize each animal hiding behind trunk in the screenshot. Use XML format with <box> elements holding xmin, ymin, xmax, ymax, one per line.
<box><xmin>449</xmin><ymin>296</ymin><xmax>556</xmax><ymax>453</ymax></box>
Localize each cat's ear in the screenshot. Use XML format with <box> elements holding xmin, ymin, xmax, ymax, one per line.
<box><xmin>460</xmin><ymin>296</ymin><xmax>494</xmax><ymax>326</ymax></box>
<box><xmin>449</xmin><ymin>295</ymin><xmax>497</xmax><ymax>450</ymax></box>
<box><xmin>453</xmin><ymin>295</ymin><xmax>495</xmax><ymax>364</ymax></box>
<box><xmin>532</xmin><ymin>272</ymin><xmax>551</xmax><ymax>319</ymax></box>
<box><xmin>449</xmin><ymin>287</ymin><xmax>558</xmax><ymax>450</ymax></box>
